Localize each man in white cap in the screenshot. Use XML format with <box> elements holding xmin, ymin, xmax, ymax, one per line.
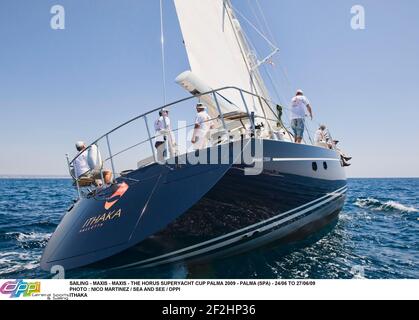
<box><xmin>154</xmin><ymin>108</ymin><xmax>176</xmax><ymax>162</ymax></box>
<box><xmin>191</xmin><ymin>103</ymin><xmax>213</xmax><ymax>150</ymax></box>
<box><xmin>73</xmin><ymin>141</ymin><xmax>112</xmax><ymax>185</ymax></box>
<box><xmin>290</xmin><ymin>89</ymin><xmax>313</xmax><ymax>143</ymax></box>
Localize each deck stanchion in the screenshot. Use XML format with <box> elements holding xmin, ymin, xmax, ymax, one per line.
<box><xmin>97</xmin><ymin>144</ymin><xmax>105</xmax><ymax>184</ymax></box>
<box><xmin>144</xmin><ymin>115</ymin><xmax>157</xmax><ymax>163</ymax></box>
<box><xmin>106</xmin><ymin>135</ymin><xmax>117</xmax><ymax>182</ymax></box>
<box><xmin>240</xmin><ymin>90</ymin><xmax>255</xmax><ymax>136</ymax></box>
<box><xmin>213</xmin><ymin>92</ymin><xmax>229</xmax><ymax>141</ymax></box>
<box><xmin>67</xmin><ymin>153</ymin><xmax>81</xmax><ymax>199</ymax></box>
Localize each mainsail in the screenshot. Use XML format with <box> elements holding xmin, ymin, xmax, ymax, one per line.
<box><xmin>174</xmin><ymin>0</ymin><xmax>278</xmax><ymax>130</ymax></box>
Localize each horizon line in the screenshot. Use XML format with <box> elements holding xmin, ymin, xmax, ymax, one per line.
<box><xmin>1</xmin><ymin>175</ymin><xmax>418</xmax><ymax>180</ymax></box>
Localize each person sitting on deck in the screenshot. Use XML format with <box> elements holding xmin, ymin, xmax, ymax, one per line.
<box><xmin>315</xmin><ymin>124</ymin><xmax>333</xmax><ymax>148</ymax></box>
<box><xmin>314</xmin><ymin>126</ymin><xmax>352</xmax><ymax>167</ymax></box>
<box><xmin>73</xmin><ymin>141</ymin><xmax>112</xmax><ymax>185</ymax></box>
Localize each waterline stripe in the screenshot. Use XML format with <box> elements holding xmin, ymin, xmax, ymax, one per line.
<box><xmin>137</xmin><ymin>188</ymin><xmax>346</xmax><ymax>269</ymax></box>
<box><xmin>117</xmin><ymin>186</ymin><xmax>347</xmax><ymax>269</ymax></box>
<box><xmin>272</xmin><ymin>158</ymin><xmax>340</xmax><ymax>162</ymax></box>
<box><xmin>114</xmin><ymin>185</ymin><xmax>347</xmax><ymax>270</ymax></box>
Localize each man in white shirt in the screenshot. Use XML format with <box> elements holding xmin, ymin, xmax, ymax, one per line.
<box><xmin>191</xmin><ymin>103</ymin><xmax>214</xmax><ymax>150</ymax></box>
<box><xmin>290</xmin><ymin>89</ymin><xmax>313</xmax><ymax>144</ymax></box>
<box><xmin>314</xmin><ymin>126</ymin><xmax>352</xmax><ymax>167</ymax></box>
<box><xmin>154</xmin><ymin>109</ymin><xmax>176</xmax><ymax>162</ymax></box>
<box><xmin>315</xmin><ymin>124</ymin><xmax>332</xmax><ymax>148</ymax></box>
<box><xmin>73</xmin><ymin>141</ymin><xmax>112</xmax><ymax>185</ymax></box>
<box><xmin>74</xmin><ymin>141</ymin><xmax>90</xmax><ymax>178</ymax></box>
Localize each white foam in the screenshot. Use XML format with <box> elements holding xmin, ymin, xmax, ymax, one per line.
<box><xmin>355</xmin><ymin>198</ymin><xmax>418</xmax><ymax>213</ymax></box>
<box><xmin>6</xmin><ymin>232</ymin><xmax>51</xmax><ymax>242</ymax></box>
<box><xmin>382</xmin><ymin>201</ymin><xmax>418</xmax><ymax>213</ymax></box>
<box><xmin>0</xmin><ymin>251</ymin><xmax>39</xmax><ymax>276</ymax></box>
<box><xmin>355</xmin><ymin>198</ymin><xmax>381</xmax><ymax>208</ymax></box>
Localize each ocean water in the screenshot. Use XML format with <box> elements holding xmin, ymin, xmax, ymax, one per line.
<box><xmin>0</xmin><ymin>178</ymin><xmax>418</xmax><ymax>279</ymax></box>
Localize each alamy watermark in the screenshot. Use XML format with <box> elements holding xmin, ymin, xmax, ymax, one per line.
<box><xmin>351</xmin><ymin>5</ymin><xmax>366</xmax><ymax>30</ymax></box>
<box><xmin>48</xmin><ymin>5</ymin><xmax>366</xmax><ymax>31</ymax></box>
<box><xmin>156</xmin><ymin>120</ymin><xmax>264</xmax><ymax>176</ymax></box>
<box><xmin>50</xmin><ymin>5</ymin><xmax>65</xmax><ymax>30</ymax></box>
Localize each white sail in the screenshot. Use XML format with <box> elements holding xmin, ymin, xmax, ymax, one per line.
<box><xmin>174</xmin><ymin>0</ymin><xmax>277</xmax><ymax>128</ymax></box>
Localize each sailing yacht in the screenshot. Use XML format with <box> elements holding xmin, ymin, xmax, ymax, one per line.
<box><xmin>41</xmin><ymin>0</ymin><xmax>347</xmax><ymax>272</ymax></box>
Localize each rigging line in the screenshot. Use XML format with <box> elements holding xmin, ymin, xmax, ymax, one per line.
<box><xmin>272</xmin><ymin>63</ymin><xmax>294</xmax><ymax>107</ymax></box>
<box><xmin>159</xmin><ymin>0</ymin><xmax>167</xmax><ymax>105</ymax></box>
<box><xmin>248</xmin><ymin>0</ymin><xmax>293</xmax><ymax>104</ymax></box>
<box><xmin>253</xmin><ymin>0</ymin><xmax>291</xmax><ymax>100</ymax></box>
<box><xmin>232</xmin><ymin>6</ymin><xmax>278</xmax><ymax>51</ymax></box>
<box><xmin>224</xmin><ymin>2</ymin><xmax>263</xmax><ymax>100</ymax></box>
<box><xmin>248</xmin><ymin>0</ymin><xmax>298</xmax><ymax>134</ymax></box>
<box><xmin>243</xmin><ymin>30</ymin><xmax>284</xmax><ymax>126</ymax></box>
<box><xmin>255</xmin><ymin>0</ymin><xmax>278</xmax><ymax>47</ymax></box>
<box><xmin>246</xmin><ymin>0</ymin><xmax>270</xmax><ymax>42</ymax></box>
<box><xmin>229</xmin><ymin>4</ymin><xmax>275</xmax><ymax>116</ymax></box>
<box><xmin>229</xmin><ymin>1</ymin><xmax>282</xmax><ymax>130</ymax></box>
<box><xmin>255</xmin><ymin>2</ymin><xmax>295</xmax><ymax>108</ymax></box>
<box><xmin>264</xmin><ymin>65</ymin><xmax>284</xmax><ymax>105</ymax></box>
<box><xmin>237</xmin><ymin>11</ymin><xmax>276</xmax><ymax>112</ymax></box>
<box><xmin>246</xmin><ymin>0</ymin><xmax>297</xmax><ymax>119</ymax></box>
<box><xmin>243</xmin><ymin>1</ymin><xmax>284</xmax><ymax>109</ymax></box>
<box><xmin>255</xmin><ymin>0</ymin><xmax>292</xmax><ymax>107</ymax></box>
<box><xmin>279</xmin><ymin>64</ymin><xmax>294</xmax><ymax>94</ymax></box>
<box><xmin>225</xmin><ymin>1</ymin><xmax>269</xmax><ymax>125</ymax></box>
<box><xmin>244</xmin><ymin>2</ymin><xmax>279</xmax><ymax>70</ymax></box>
<box><xmin>241</xmin><ymin>20</ymin><xmax>272</xmax><ymax>101</ymax></box>
<box><xmin>247</xmin><ymin>34</ymin><xmax>285</xmax><ymax>106</ymax></box>
<box><xmin>247</xmin><ymin>0</ymin><xmax>278</xmax><ymax>50</ymax></box>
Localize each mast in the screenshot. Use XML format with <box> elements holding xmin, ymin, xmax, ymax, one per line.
<box><xmin>223</xmin><ymin>0</ymin><xmax>278</xmax><ymax>128</ymax></box>
<box><xmin>174</xmin><ymin>0</ymin><xmax>279</xmax><ymax>130</ymax></box>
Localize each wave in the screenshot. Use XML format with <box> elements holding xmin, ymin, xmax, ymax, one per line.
<box><xmin>355</xmin><ymin>198</ymin><xmax>418</xmax><ymax>213</ymax></box>
<box><xmin>0</xmin><ymin>251</ymin><xmax>39</xmax><ymax>276</ymax></box>
<box><xmin>3</xmin><ymin>232</ymin><xmax>51</xmax><ymax>249</ymax></box>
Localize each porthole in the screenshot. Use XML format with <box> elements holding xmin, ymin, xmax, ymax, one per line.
<box><xmin>312</xmin><ymin>162</ymin><xmax>318</xmax><ymax>171</ymax></box>
<box><xmin>323</xmin><ymin>162</ymin><xmax>328</xmax><ymax>170</ymax></box>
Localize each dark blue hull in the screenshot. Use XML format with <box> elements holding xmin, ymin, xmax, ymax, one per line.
<box><xmin>41</xmin><ymin>139</ymin><xmax>347</xmax><ymax>271</ymax></box>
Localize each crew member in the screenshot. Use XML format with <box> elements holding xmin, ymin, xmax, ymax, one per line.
<box><xmin>191</xmin><ymin>103</ymin><xmax>213</xmax><ymax>150</ymax></box>
<box><xmin>290</xmin><ymin>89</ymin><xmax>313</xmax><ymax>143</ymax></box>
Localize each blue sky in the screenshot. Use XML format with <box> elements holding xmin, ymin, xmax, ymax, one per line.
<box><xmin>0</xmin><ymin>0</ymin><xmax>418</xmax><ymax>177</ymax></box>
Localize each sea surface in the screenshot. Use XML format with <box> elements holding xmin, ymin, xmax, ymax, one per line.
<box><xmin>0</xmin><ymin>178</ymin><xmax>418</xmax><ymax>279</ymax></box>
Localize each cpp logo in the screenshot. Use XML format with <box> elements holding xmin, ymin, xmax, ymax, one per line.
<box><xmin>0</xmin><ymin>280</ymin><xmax>41</xmax><ymax>298</ymax></box>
